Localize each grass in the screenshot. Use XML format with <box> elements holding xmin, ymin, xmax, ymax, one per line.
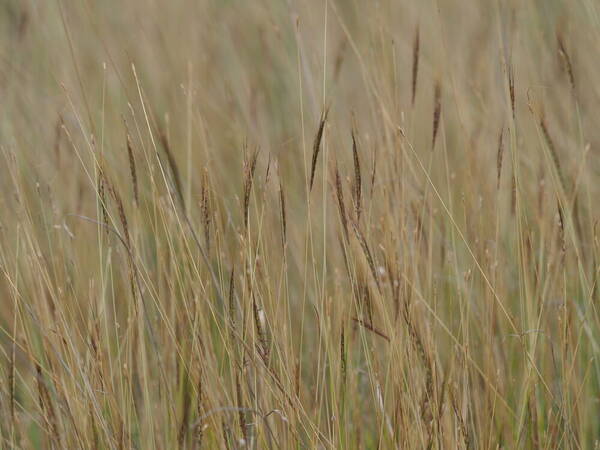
<box><xmin>1</xmin><ymin>0</ymin><xmax>600</xmax><ymax>448</ymax></box>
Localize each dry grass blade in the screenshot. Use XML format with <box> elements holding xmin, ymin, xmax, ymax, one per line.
<box><xmin>309</xmin><ymin>108</ymin><xmax>329</xmax><ymax>193</ymax></box>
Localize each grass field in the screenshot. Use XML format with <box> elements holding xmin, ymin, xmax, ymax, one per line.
<box><xmin>1</xmin><ymin>0</ymin><xmax>600</xmax><ymax>448</ymax></box>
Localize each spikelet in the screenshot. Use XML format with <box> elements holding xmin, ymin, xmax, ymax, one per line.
<box><xmin>556</xmin><ymin>30</ymin><xmax>575</xmax><ymax>92</ymax></box>
<box><xmin>309</xmin><ymin>108</ymin><xmax>329</xmax><ymax>192</ymax></box>
<box><xmin>123</xmin><ymin>119</ymin><xmax>139</xmax><ymax>206</ymax></box>
<box><xmin>508</xmin><ymin>64</ymin><xmax>516</xmax><ymax>119</ymax></box>
<box><xmin>279</xmin><ymin>179</ymin><xmax>287</xmax><ymax>248</ymax></box>
<box><xmin>351</xmin><ymin>317</ymin><xmax>390</xmax><ymax>342</ymax></box>
<box><xmin>432</xmin><ymin>82</ymin><xmax>442</xmax><ymax>150</ymax></box>
<box><xmin>351</xmin><ymin>221</ymin><xmax>381</xmax><ymax>294</ymax></box>
<box><xmin>334</xmin><ymin>163</ymin><xmax>349</xmax><ymax>241</ymax></box>
<box><xmin>200</xmin><ymin>171</ymin><xmax>211</xmax><ymax>252</ymax></box>
<box><xmin>228</xmin><ymin>267</ymin><xmax>236</xmax><ymax>346</ymax></box>
<box><xmin>351</xmin><ymin>128</ymin><xmax>362</xmax><ymax>221</ymax></box>
<box><xmin>159</xmin><ymin>129</ymin><xmax>185</xmax><ymax>210</ymax></box>
<box><xmin>243</xmin><ymin>148</ymin><xmax>259</xmax><ymax>230</ymax></box>
<box><xmin>540</xmin><ymin>114</ymin><xmax>567</xmax><ymax>194</ymax></box>
<box><xmin>496</xmin><ymin>126</ymin><xmax>504</xmax><ymax>189</ymax></box>
<box><xmin>252</xmin><ymin>294</ymin><xmax>268</xmax><ymax>362</ymax></box>
<box><xmin>411</xmin><ymin>25</ymin><xmax>420</xmax><ymax>106</ymax></box>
